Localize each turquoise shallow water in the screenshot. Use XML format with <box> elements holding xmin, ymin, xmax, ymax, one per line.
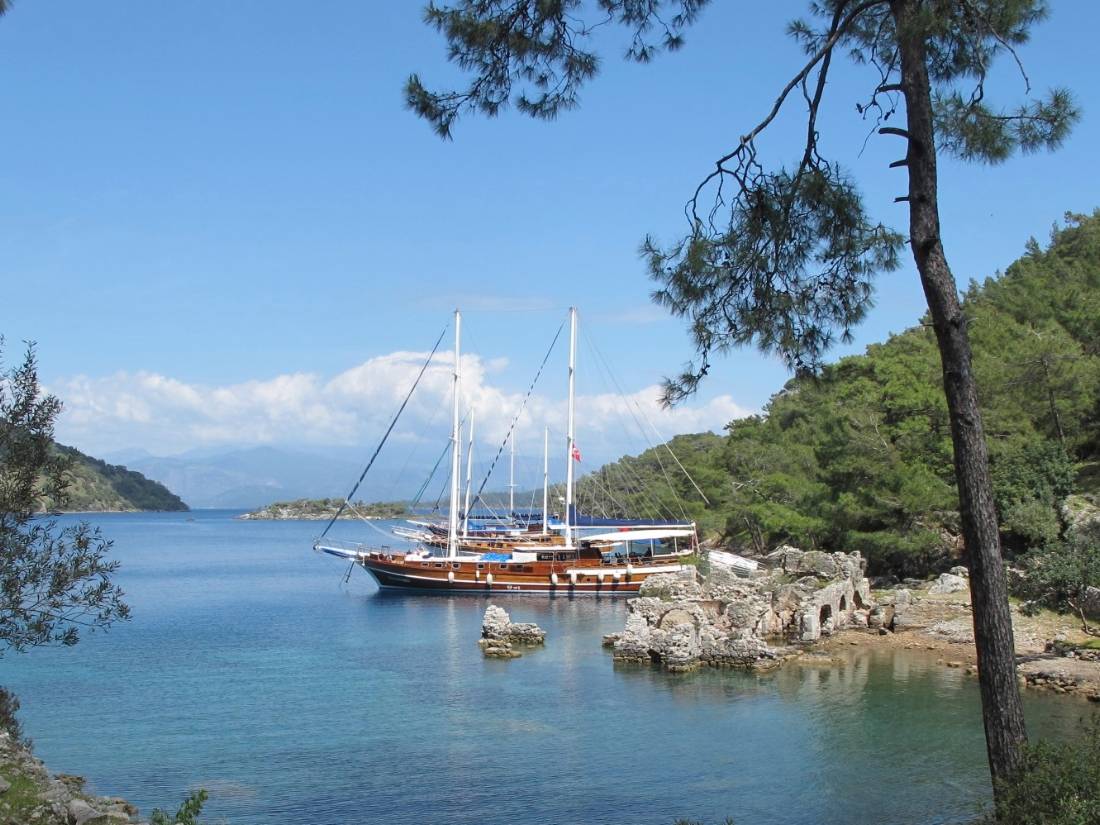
<box><xmin>1</xmin><ymin>510</ymin><xmax>1095</xmax><ymax>825</ymax></box>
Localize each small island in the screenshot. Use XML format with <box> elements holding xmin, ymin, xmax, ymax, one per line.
<box><xmin>238</xmin><ymin>498</ymin><xmax>409</xmax><ymax>520</ymax></box>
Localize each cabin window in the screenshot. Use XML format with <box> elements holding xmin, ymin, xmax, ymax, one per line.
<box><xmin>499</xmin><ymin>564</ymin><xmax>508</xmax><ymax>570</ymax></box>
<box><xmin>451</xmin><ymin>563</ymin><xmax>460</xmax><ymax>570</ymax></box>
<box><xmin>434</xmin><ymin>563</ymin><xmax>444</xmax><ymax>569</ymax></box>
<box><xmin>477</xmin><ymin>563</ymin><xmax>485</xmax><ymax>570</ymax></box>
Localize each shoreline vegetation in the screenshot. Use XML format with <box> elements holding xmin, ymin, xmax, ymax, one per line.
<box><xmin>238</xmin><ymin>498</ymin><xmax>409</xmax><ymax>521</ymax></box>
<box><xmin>45</xmin><ymin>445</ymin><xmax>188</xmax><ymax>514</ymax></box>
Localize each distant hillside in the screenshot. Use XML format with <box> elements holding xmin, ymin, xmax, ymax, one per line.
<box><xmin>53</xmin><ymin>444</ymin><xmax>189</xmax><ymax>512</ymax></box>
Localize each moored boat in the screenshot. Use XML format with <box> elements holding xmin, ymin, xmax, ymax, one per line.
<box><xmin>313</xmin><ymin>306</ymin><xmax>699</xmax><ymax>593</ymax></box>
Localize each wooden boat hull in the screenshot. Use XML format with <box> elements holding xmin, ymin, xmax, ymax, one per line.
<box><xmin>357</xmin><ymin>552</ymin><xmax>684</xmax><ymax>594</ymax></box>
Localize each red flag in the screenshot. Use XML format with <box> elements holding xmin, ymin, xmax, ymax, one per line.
<box><xmin>571</xmin><ymin>444</ymin><xmax>582</xmax><ymax>463</ymax></box>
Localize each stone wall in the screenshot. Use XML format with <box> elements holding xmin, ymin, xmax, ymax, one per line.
<box><xmin>608</xmin><ymin>547</ymin><xmax>875</xmax><ymax>671</ymax></box>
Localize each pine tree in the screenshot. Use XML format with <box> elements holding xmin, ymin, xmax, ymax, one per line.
<box><xmin>406</xmin><ymin>0</ymin><xmax>1079</xmax><ymax>791</ymax></box>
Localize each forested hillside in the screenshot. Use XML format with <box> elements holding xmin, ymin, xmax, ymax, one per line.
<box><xmin>579</xmin><ymin>211</ymin><xmax>1100</xmax><ymax>576</ymax></box>
<box><xmin>52</xmin><ymin>444</ymin><xmax>189</xmax><ymax>512</ymax></box>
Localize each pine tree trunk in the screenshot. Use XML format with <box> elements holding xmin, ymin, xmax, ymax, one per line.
<box><xmin>891</xmin><ymin>0</ymin><xmax>1027</xmax><ymax>791</ymax></box>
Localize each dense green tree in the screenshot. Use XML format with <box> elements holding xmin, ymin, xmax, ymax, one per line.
<box><xmin>0</xmin><ymin>341</ymin><xmax>129</xmax><ymax>654</ymax></box>
<box><xmin>1017</xmin><ymin>525</ymin><xmax>1100</xmax><ymax>636</ymax></box>
<box><xmin>408</xmin><ymin>0</ymin><xmax>1080</xmax><ymax>786</ymax></box>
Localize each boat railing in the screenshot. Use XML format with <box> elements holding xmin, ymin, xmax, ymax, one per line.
<box><xmin>313</xmin><ymin>537</ymin><xmax>378</xmax><ymax>555</ymax></box>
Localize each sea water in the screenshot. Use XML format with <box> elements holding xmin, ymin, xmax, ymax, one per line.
<box><xmin>1</xmin><ymin>511</ymin><xmax>1095</xmax><ymax>825</ymax></box>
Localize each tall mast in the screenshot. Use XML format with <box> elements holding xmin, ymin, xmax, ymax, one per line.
<box><xmin>564</xmin><ymin>306</ymin><xmax>577</xmax><ymax>547</ymax></box>
<box><xmin>462</xmin><ymin>409</ymin><xmax>475</xmax><ymax>537</ymax></box>
<box><xmin>447</xmin><ymin>310</ymin><xmax>461</xmax><ymax>558</ymax></box>
<box><xmin>509</xmin><ymin>428</ymin><xmax>516</xmax><ymax>518</ymax></box>
<box><xmin>542</xmin><ymin>425</ymin><xmax>549</xmax><ymax>536</ymax></box>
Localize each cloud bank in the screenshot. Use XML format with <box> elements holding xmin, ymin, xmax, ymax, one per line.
<box><xmin>51</xmin><ymin>350</ymin><xmax>752</xmax><ymax>461</ymax></box>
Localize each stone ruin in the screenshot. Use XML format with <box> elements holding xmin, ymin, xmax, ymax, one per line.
<box><xmin>607</xmin><ymin>546</ymin><xmax>875</xmax><ymax>672</ymax></box>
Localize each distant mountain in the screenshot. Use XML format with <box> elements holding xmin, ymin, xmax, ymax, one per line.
<box><xmin>54</xmin><ymin>444</ymin><xmax>189</xmax><ymax>512</ymax></box>
<box><xmin>119</xmin><ymin>445</ymin><xmax>422</xmax><ymax>509</ymax></box>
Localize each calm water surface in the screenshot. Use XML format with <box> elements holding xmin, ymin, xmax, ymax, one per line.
<box><xmin>2</xmin><ymin>511</ymin><xmax>1095</xmax><ymax>825</ymax></box>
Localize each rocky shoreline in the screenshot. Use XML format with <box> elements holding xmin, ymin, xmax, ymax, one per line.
<box><xmin>0</xmin><ymin>731</ymin><xmax>141</xmax><ymax>825</ymax></box>
<box><xmin>605</xmin><ymin>547</ymin><xmax>1100</xmax><ymax>701</ymax></box>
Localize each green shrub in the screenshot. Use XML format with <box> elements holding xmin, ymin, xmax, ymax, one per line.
<box><xmin>985</xmin><ymin>722</ymin><xmax>1100</xmax><ymax>824</ymax></box>
<box><xmin>150</xmin><ymin>789</ymin><xmax>208</xmax><ymax>825</ymax></box>
<box><xmin>0</xmin><ymin>686</ymin><xmax>26</xmax><ymax>747</ymax></box>
<box><xmin>1016</xmin><ymin>524</ymin><xmax>1100</xmax><ymax>632</ymax></box>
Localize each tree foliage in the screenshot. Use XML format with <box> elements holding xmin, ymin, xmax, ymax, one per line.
<box><xmin>150</xmin><ymin>790</ymin><xmax>209</xmax><ymax>825</ymax></box>
<box><xmin>984</xmin><ymin>721</ymin><xmax>1100</xmax><ymax>825</ymax></box>
<box><xmin>579</xmin><ymin>212</ymin><xmax>1100</xmax><ymax>576</ymax></box>
<box><xmin>405</xmin><ymin>1</ymin><xmax>708</xmax><ymax>138</ymax></box>
<box><xmin>1017</xmin><ymin>524</ymin><xmax>1100</xmax><ymax>634</ymax></box>
<box><xmin>0</xmin><ymin>340</ymin><xmax>129</xmax><ymax>654</ymax></box>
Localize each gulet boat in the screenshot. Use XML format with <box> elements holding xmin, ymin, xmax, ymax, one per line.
<box><xmin>313</xmin><ymin>307</ymin><xmax>698</xmax><ymax>593</ymax></box>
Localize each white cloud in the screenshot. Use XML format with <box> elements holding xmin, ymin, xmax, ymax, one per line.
<box><xmin>50</xmin><ymin>350</ymin><xmax>753</xmax><ymax>461</ymax></box>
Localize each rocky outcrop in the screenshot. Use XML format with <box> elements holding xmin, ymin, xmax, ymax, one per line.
<box><xmin>929</xmin><ymin>572</ymin><xmax>968</xmax><ymax>595</ymax></box>
<box><xmin>610</xmin><ymin>548</ymin><xmax>875</xmax><ymax>672</ymax></box>
<box><xmin>0</xmin><ymin>730</ymin><xmax>140</xmax><ymax>824</ymax></box>
<box><xmin>478</xmin><ymin>605</ymin><xmax>545</xmax><ymax>658</ymax></box>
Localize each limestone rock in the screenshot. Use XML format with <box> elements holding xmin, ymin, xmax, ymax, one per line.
<box><xmin>481</xmin><ymin>604</ymin><xmax>545</xmax><ymax>646</ymax></box>
<box><xmin>638</xmin><ymin>569</ymin><xmax>702</xmax><ymax>601</ymax></box>
<box><xmin>68</xmin><ymin>798</ymin><xmax>101</xmax><ymax>825</ymax></box>
<box><xmin>613</xmin><ymin>545</ymin><xmax>876</xmax><ymax>670</ymax></box>
<box><xmin>929</xmin><ymin>573</ymin><xmax>968</xmax><ymax>595</ymax></box>
<box><xmin>949</xmin><ymin>566</ymin><xmax>969</xmax><ymax>578</ymax></box>
<box><xmin>479</xmin><ymin>638</ymin><xmax>522</xmax><ymax>658</ymax></box>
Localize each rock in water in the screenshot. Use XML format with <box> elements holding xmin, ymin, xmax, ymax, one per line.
<box><xmin>480</xmin><ymin>605</ymin><xmax>546</xmax><ymax>658</ymax></box>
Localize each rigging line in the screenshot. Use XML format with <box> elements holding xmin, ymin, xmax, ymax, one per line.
<box><xmin>607</xmin><ymin>437</ymin><xmax>679</xmax><ymax>523</ymax></box>
<box><xmin>429</xmin><ymin>408</ymin><xmax>470</xmax><ymax>513</ymax></box>
<box><xmin>590</xmin><ymin>464</ymin><xmax>625</xmax><ymax>518</ymax></box>
<box><xmin>411</xmin><ymin>439</ymin><xmax>453</xmax><ymax>509</ymax></box>
<box><xmin>578</xmin><ymin>333</ymin><xmax>673</xmax><ymax>520</ymax></box>
<box><xmin>582</xmin><ymin>332</ymin><xmax>692</xmax><ymax>521</ymax></box>
<box><xmin>624</xmin><ymin>405</ymin><xmax>693</xmax><ymax>522</ymax></box>
<box><xmin>585</xmin><ymin>329</ymin><xmax>704</xmax><ymax>511</ymax></box>
<box><xmin>432</xmin><ymin>461</ymin><xmax>452</xmax><ymax>513</ymax></box>
<box><xmin>471</xmin><ymin>319</ymin><xmax>565</xmax><ymax>512</ymax></box>
<box><xmin>635</xmin><ymin>401</ymin><xmax>712</xmax><ymax>507</ymax></box>
<box><xmin>385</xmin><ymin>375</ymin><xmax>451</xmax><ymax>502</ymax></box>
<box><xmin>319</xmin><ymin>324</ymin><xmax>449</xmax><ymax>540</ymax></box>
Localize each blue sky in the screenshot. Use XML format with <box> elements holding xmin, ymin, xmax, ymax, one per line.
<box><xmin>1</xmin><ymin>2</ymin><xmax>1097</xmax><ymax>461</ymax></box>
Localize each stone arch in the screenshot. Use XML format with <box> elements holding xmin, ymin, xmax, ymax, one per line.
<box><xmin>818</xmin><ymin>603</ymin><xmax>834</xmax><ymax>635</ymax></box>
<box><xmin>839</xmin><ymin>594</ymin><xmax>848</xmax><ymax>613</ymax></box>
<box><xmin>853</xmin><ymin>590</ymin><xmax>867</xmax><ymax>609</ymax></box>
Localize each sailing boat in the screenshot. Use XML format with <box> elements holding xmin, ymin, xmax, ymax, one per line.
<box><xmin>314</xmin><ymin>307</ymin><xmax>698</xmax><ymax>593</ymax></box>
